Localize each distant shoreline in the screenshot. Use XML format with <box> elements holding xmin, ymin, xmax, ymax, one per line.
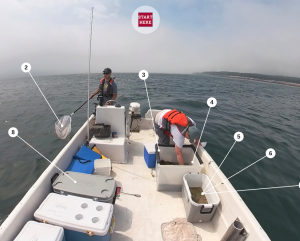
<box><xmin>226</xmin><ymin>75</ymin><xmax>300</xmax><ymax>87</ymax></box>
<box><xmin>197</xmin><ymin>71</ymin><xmax>300</xmax><ymax>87</ymax></box>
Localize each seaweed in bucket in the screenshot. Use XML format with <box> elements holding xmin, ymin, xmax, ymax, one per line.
<box><xmin>189</xmin><ymin>187</ymin><xmax>208</xmax><ymax>204</ymax></box>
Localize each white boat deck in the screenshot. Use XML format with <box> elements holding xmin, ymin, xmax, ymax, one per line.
<box><xmin>0</xmin><ymin>111</ymin><xmax>271</xmax><ymax>241</ymax></box>
<box><xmin>112</xmin><ymin>129</ymin><xmax>218</xmax><ymax>241</ymax></box>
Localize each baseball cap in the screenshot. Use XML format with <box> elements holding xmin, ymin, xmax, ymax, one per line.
<box><xmin>180</xmin><ymin>116</ymin><xmax>196</xmax><ymax>135</ymax></box>
<box><xmin>188</xmin><ymin>125</ymin><xmax>200</xmax><ymax>143</ymax></box>
<box><xmin>187</xmin><ymin>116</ymin><xmax>196</xmax><ymax>128</ymax></box>
<box><xmin>186</xmin><ymin>117</ymin><xmax>199</xmax><ymax>143</ymax></box>
<box><xmin>103</xmin><ymin>68</ymin><xmax>112</xmax><ymax>74</ymax></box>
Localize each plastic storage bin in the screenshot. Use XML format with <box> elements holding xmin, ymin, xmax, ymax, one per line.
<box><xmin>52</xmin><ymin>171</ymin><xmax>117</xmax><ymax>203</ymax></box>
<box><xmin>34</xmin><ymin>193</ymin><xmax>115</xmax><ymax>241</ymax></box>
<box><xmin>144</xmin><ymin>143</ymin><xmax>156</xmax><ymax>168</ymax></box>
<box><xmin>182</xmin><ymin>173</ymin><xmax>220</xmax><ymax>223</ymax></box>
<box><xmin>94</xmin><ymin>158</ymin><xmax>111</xmax><ymax>176</ymax></box>
<box><xmin>14</xmin><ymin>221</ymin><xmax>66</xmax><ymax>241</ymax></box>
<box><xmin>156</xmin><ymin>145</ymin><xmax>204</xmax><ymax>191</ymax></box>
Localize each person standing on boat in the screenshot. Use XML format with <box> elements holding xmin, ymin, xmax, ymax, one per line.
<box><xmin>90</xmin><ymin>68</ymin><xmax>117</xmax><ymax>105</ymax></box>
<box><xmin>154</xmin><ymin>109</ymin><xmax>200</xmax><ymax>165</ymax></box>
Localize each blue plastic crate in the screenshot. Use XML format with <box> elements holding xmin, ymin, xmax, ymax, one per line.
<box><xmin>64</xmin><ymin>228</ymin><xmax>111</xmax><ymax>241</ymax></box>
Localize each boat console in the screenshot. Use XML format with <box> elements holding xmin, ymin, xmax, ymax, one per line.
<box><xmin>89</xmin><ymin>105</ymin><xmax>129</xmax><ymax>163</ymax></box>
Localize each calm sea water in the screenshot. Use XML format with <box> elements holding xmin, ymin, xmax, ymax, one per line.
<box><xmin>0</xmin><ymin>73</ymin><xmax>299</xmax><ymax>240</ymax></box>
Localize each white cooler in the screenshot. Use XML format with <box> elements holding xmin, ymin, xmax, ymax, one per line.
<box><xmin>14</xmin><ymin>221</ymin><xmax>66</xmax><ymax>241</ymax></box>
<box><xmin>34</xmin><ymin>193</ymin><xmax>115</xmax><ymax>241</ymax></box>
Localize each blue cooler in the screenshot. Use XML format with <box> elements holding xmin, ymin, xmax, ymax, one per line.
<box><xmin>14</xmin><ymin>221</ymin><xmax>66</xmax><ymax>241</ymax></box>
<box><xmin>144</xmin><ymin>143</ymin><xmax>156</xmax><ymax>168</ymax></box>
<box><xmin>34</xmin><ymin>193</ymin><xmax>115</xmax><ymax>241</ymax></box>
<box><xmin>66</xmin><ymin>146</ymin><xmax>101</xmax><ymax>174</ymax></box>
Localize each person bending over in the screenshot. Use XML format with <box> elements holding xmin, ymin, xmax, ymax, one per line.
<box><xmin>154</xmin><ymin>109</ymin><xmax>200</xmax><ymax>165</ymax></box>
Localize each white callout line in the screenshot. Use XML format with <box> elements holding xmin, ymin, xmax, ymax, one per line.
<box><xmin>205</xmin><ymin>155</ymin><xmax>267</xmax><ymax>193</ymax></box>
<box><xmin>28</xmin><ymin>72</ymin><xmax>62</xmax><ymax>127</ymax></box>
<box><xmin>17</xmin><ymin>135</ymin><xmax>76</xmax><ymax>183</ymax></box>
<box><xmin>143</xmin><ymin>79</ymin><xmax>160</xmax><ymax>151</ymax></box>
<box><xmin>203</xmin><ymin>141</ymin><xmax>236</xmax><ymax>192</ymax></box>
<box><xmin>192</xmin><ymin>107</ymin><xmax>211</xmax><ymax>163</ymax></box>
<box><xmin>205</xmin><ymin>184</ymin><xmax>299</xmax><ymax>195</ymax></box>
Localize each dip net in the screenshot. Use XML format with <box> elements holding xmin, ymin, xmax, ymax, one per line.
<box><xmin>161</xmin><ymin>218</ymin><xmax>201</xmax><ymax>241</ymax></box>
<box><xmin>55</xmin><ymin>115</ymin><xmax>71</xmax><ymax>139</ymax></box>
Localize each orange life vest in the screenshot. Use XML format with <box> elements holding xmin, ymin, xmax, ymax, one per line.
<box><xmin>162</xmin><ymin>109</ymin><xmax>190</xmax><ymax>137</ymax></box>
<box><xmin>99</xmin><ymin>78</ymin><xmax>114</xmax><ymax>98</ymax></box>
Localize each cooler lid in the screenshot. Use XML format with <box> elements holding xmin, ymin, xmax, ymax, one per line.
<box><xmin>14</xmin><ymin>221</ymin><xmax>64</xmax><ymax>241</ymax></box>
<box><xmin>144</xmin><ymin>143</ymin><xmax>156</xmax><ymax>154</ymax></box>
<box><xmin>34</xmin><ymin>193</ymin><xmax>113</xmax><ymax>236</ymax></box>
<box><xmin>52</xmin><ymin>171</ymin><xmax>116</xmax><ymax>200</ymax></box>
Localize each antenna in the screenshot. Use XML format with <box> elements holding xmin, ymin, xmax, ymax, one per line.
<box><xmin>87</xmin><ymin>7</ymin><xmax>94</xmax><ymax>143</ymax></box>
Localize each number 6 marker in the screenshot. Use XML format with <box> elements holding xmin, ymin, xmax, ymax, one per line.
<box><xmin>207</xmin><ymin>97</ymin><xmax>217</xmax><ymax>107</ymax></box>
<box><xmin>266</xmin><ymin>148</ymin><xmax>276</xmax><ymax>158</ymax></box>
<box><xmin>234</xmin><ymin>132</ymin><xmax>244</xmax><ymax>142</ymax></box>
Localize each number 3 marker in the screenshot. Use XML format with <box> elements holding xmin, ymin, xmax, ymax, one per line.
<box><xmin>139</xmin><ymin>70</ymin><xmax>149</xmax><ymax>80</ymax></box>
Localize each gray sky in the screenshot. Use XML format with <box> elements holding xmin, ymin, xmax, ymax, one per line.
<box><xmin>1</xmin><ymin>0</ymin><xmax>300</xmax><ymax>80</ymax></box>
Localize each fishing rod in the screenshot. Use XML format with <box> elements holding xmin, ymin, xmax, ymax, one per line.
<box><xmin>55</xmin><ymin>7</ymin><xmax>94</xmax><ymax>140</ymax></box>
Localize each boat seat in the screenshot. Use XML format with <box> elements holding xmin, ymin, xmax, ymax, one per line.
<box><xmin>89</xmin><ymin>105</ymin><xmax>128</xmax><ymax>163</ymax></box>
<box><xmin>89</xmin><ymin>136</ymin><xmax>128</xmax><ymax>163</ymax></box>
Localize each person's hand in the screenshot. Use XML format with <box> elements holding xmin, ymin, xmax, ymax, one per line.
<box><xmin>105</xmin><ymin>102</ymin><xmax>110</xmax><ymax>105</ymax></box>
<box><xmin>194</xmin><ymin>137</ymin><xmax>201</xmax><ymax>146</ymax></box>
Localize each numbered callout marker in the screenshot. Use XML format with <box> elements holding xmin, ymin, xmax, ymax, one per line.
<box><xmin>139</xmin><ymin>70</ymin><xmax>149</xmax><ymax>80</ymax></box>
<box><xmin>207</xmin><ymin>97</ymin><xmax>217</xmax><ymax>107</ymax></box>
<box><xmin>21</xmin><ymin>63</ymin><xmax>31</xmax><ymax>73</ymax></box>
<box><xmin>234</xmin><ymin>132</ymin><xmax>244</xmax><ymax>142</ymax></box>
<box><xmin>266</xmin><ymin>148</ymin><xmax>276</xmax><ymax>158</ymax></box>
<box><xmin>8</xmin><ymin>127</ymin><xmax>18</xmax><ymax>137</ymax></box>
